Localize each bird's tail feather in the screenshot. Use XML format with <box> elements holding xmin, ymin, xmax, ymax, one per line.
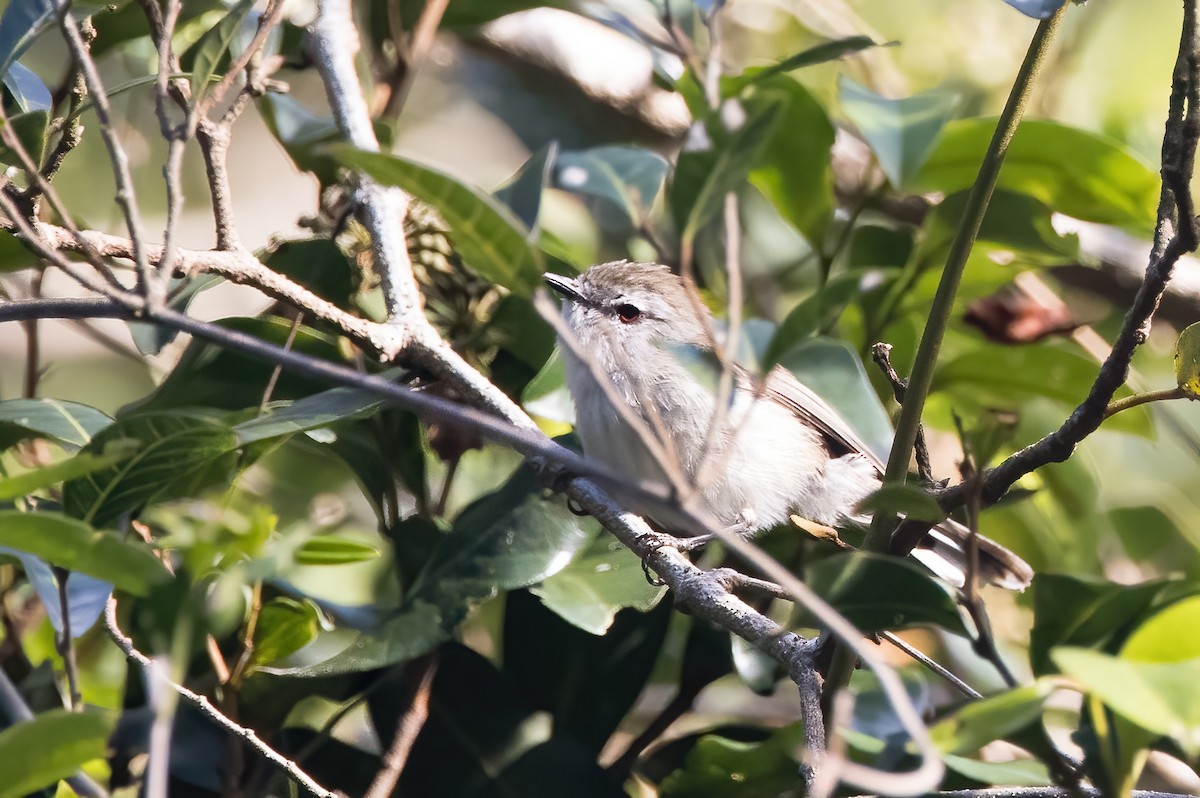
<box><xmin>910</xmin><ymin>521</ymin><xmax>1033</xmax><ymax>591</ymax></box>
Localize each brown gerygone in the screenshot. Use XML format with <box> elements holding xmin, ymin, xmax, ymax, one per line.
<box><xmin>545</xmin><ymin>260</ymin><xmax>1033</xmax><ymax>590</ymax></box>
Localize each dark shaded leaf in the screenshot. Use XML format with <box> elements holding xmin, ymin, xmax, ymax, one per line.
<box><xmin>260</xmin><ymin>238</ymin><xmax>356</xmax><ymax>309</ymax></box>
<box><xmin>326</xmin><ymin>146</ymin><xmax>542</xmax><ymax>295</ymax></box>
<box><xmin>659</xmin><ymin>723</ymin><xmax>806</xmax><ymax>798</ymax></box>
<box><xmin>505</xmin><ymin>589</ymin><xmax>671</xmax><ymax>752</ymax></box>
<box><xmin>804</xmin><ymin>552</ymin><xmax>969</xmax><ymax>635</ymax></box>
<box><xmin>0</xmin><ymin>398</ymin><xmax>112</xmax><ymax>451</ymax></box>
<box><xmin>0</xmin><ymin>510</ymin><xmax>170</xmax><ymax>596</ymax></box>
<box><xmin>495</xmin><ymin>141</ymin><xmax>557</xmax><ymax>231</ymax></box>
<box><xmin>273</xmin><ymin>466</ymin><xmax>595</xmax><ymax>675</ymax></box>
<box><xmin>233</xmin><ymin>383</ymin><xmax>395</xmax><ymax>446</ymax></box>
<box><xmin>128</xmin><ymin>275</ymin><xmax>222</xmax><ymax>355</ymax></box>
<box><xmin>0</xmin><ymin>709</ymin><xmax>113</xmax><ymax>798</ymax></box>
<box><xmin>62</xmin><ymin>412</ymin><xmax>239</xmax><ymax>527</ymax></box>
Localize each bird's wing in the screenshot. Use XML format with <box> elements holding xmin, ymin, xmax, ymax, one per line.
<box><xmin>755</xmin><ymin>365</ymin><xmax>887</xmax><ymax>475</ymax></box>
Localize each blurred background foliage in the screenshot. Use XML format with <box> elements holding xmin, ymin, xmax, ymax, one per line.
<box><xmin>1</xmin><ymin>0</ymin><xmax>1200</xmax><ymax>795</ymax></box>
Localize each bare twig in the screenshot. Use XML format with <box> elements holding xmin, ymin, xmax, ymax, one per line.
<box><xmin>363</xmin><ymin>653</ymin><xmax>438</xmax><ymax>798</ymax></box>
<box><xmin>104</xmin><ymin>598</ymin><xmax>340</xmax><ymax>798</ymax></box>
<box><xmin>937</xmin><ymin>0</ymin><xmax>1200</xmax><ymax>514</ymax></box>
<box><xmin>871</xmin><ymin>342</ymin><xmax>934</xmax><ymax>485</ymax></box>
<box><xmin>381</xmin><ymin>0</ymin><xmax>451</xmax><ymax>116</ymax></box>
<box><xmin>53</xmin><ymin>568</ymin><xmax>82</xmax><ymax>710</ymax></box>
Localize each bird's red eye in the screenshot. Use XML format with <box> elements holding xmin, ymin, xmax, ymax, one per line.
<box><xmin>616</xmin><ymin>303</ymin><xmax>641</xmax><ymax>323</ymax></box>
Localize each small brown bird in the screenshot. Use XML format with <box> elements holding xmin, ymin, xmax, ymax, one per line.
<box><xmin>546</xmin><ymin>260</ymin><xmax>1033</xmax><ymax>590</ymax></box>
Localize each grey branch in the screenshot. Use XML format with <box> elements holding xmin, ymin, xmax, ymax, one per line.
<box><xmin>104</xmin><ymin>598</ymin><xmax>341</xmax><ymax>798</ymax></box>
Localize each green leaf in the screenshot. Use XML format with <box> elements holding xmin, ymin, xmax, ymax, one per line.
<box><xmin>0</xmin><ymin>0</ymin><xmax>54</xmax><ymax>81</ymax></box>
<box><xmin>250</xmin><ymin>597</ymin><xmax>320</xmax><ymax>667</ymax></box>
<box><xmin>186</xmin><ymin>0</ymin><xmax>254</xmax><ymax>99</ymax></box>
<box><xmin>63</xmin><ymin>412</ymin><xmax>239</xmax><ymax>527</ymax></box>
<box><xmin>0</xmin><ymin>229</ymin><xmax>39</xmax><ymax>272</ymax></box>
<box><xmin>326</xmin><ymin>146</ymin><xmax>543</xmax><ymax>295</ymax></box>
<box><xmin>916</xmin><ymin>119</ymin><xmax>1159</xmax><ymax>232</ymax></box>
<box><xmin>933</xmin><ymin>343</ymin><xmax>1103</xmax><ymax>405</ymax></box>
<box><xmin>531</xmin><ymin>536</ymin><xmax>666</xmax><ymax>635</ymax></box>
<box><xmin>1054</xmin><ymin>646</ymin><xmax>1200</xmax><ymax>758</ymax></box>
<box><xmin>855</xmin><ymin>484</ymin><xmax>948</xmax><ymax>524</ymax></box>
<box><xmin>660</xmin><ymin>723</ymin><xmax>806</xmax><ymax>798</ymax></box>
<box><xmin>134</xmin><ymin>316</ymin><xmax>344</xmax><ymax>412</ymax></box>
<box><xmin>0</xmin><ymin>709</ymin><xmax>113</xmax><ymax>798</ymax></box>
<box><xmin>260</xmin><ymin>238</ymin><xmax>356</xmax><ymax>308</ymax></box>
<box><xmin>0</xmin><ymin>510</ymin><xmax>171</xmax><ymax>596</ymax></box>
<box><xmin>294</xmin><ymin>535</ymin><xmax>381</xmax><ymax>566</ymax></box>
<box><xmin>921</xmin><ymin>189</ymin><xmax>1080</xmax><ymax>267</ymax></box>
<box><xmin>233</xmin><ymin>381</ymin><xmax>398</xmax><ymax>446</ymax></box>
<box><xmin>522</xmin><ymin>349</ymin><xmax>573</xmax><ymax>426</ymax></box>
<box><xmin>397</xmin><ymin>0</ymin><xmax>569</xmax><ymax>28</ymax></box>
<box><xmin>0</xmin><ymin>108</ymin><xmax>48</xmax><ymax>168</ymax></box>
<box><xmin>128</xmin><ymin>274</ymin><xmax>222</xmax><ymax>355</ymax></box>
<box><xmin>777</xmin><ymin>337</ymin><xmax>895</xmax><ymax>461</ymax></box>
<box><xmin>839</xmin><ymin>76</ymin><xmax>960</xmax><ymax>187</ymax></box>
<box><xmin>554</xmin><ymin>145</ymin><xmax>670</xmax><ymax>227</ymax></box>
<box><xmin>0</xmin><ymin>398</ymin><xmax>113</xmax><ymax>451</ymax></box>
<box><xmin>1028</xmin><ymin>573</ymin><xmax>1183</xmax><ymax>676</ymax></box>
<box><xmin>739</xmin><ymin>36</ymin><xmax>884</xmax><ymax>87</ymax></box>
<box><xmin>495</xmin><ymin>142</ymin><xmax>556</xmax><ymax>231</ymax></box>
<box><xmin>746</xmin><ymin>77</ymin><xmax>837</xmax><ymax>247</ymax></box>
<box><xmin>930</xmin><ymin>681</ymin><xmax>1056</xmax><ymax>755</ymax></box>
<box><xmin>804</xmin><ymin>552</ymin><xmax>969</xmax><ymax>635</ymax></box>
<box><xmin>764</xmin><ymin>274</ymin><xmax>860</xmax><ymax>369</ymax></box>
<box><xmin>0</xmin><ymin>440</ymin><xmax>138</xmax><ymax>500</ymax></box>
<box><xmin>678</xmin><ymin>99</ymin><xmax>785</xmax><ymax>244</ymax></box>
<box><xmin>272</xmin><ymin>466</ymin><xmax>596</xmax><ymax>676</ymax></box>
<box><xmin>1175</xmin><ymin>321</ymin><xmax>1200</xmax><ymax>399</ymax></box>
<box><xmin>257</xmin><ymin>94</ymin><xmax>395</xmax><ymax>186</ymax></box>
<box><xmin>942</xmin><ymin>753</ymin><xmax>1053</xmax><ymax>787</ymax></box>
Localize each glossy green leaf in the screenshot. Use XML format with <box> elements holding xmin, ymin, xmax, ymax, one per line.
<box><xmin>804</xmin><ymin>552</ymin><xmax>968</xmax><ymax>635</ymax></box>
<box><xmin>0</xmin><ymin>440</ymin><xmax>138</xmax><ymax>500</ymax></box>
<box><xmin>186</xmin><ymin>0</ymin><xmax>254</xmax><ymax>99</ymax></box>
<box><xmin>739</xmin><ymin>36</ymin><xmax>883</xmax><ymax>87</ymax></box>
<box><xmin>0</xmin><ymin>510</ymin><xmax>170</xmax><ymax>596</ymax></box>
<box><xmin>1054</xmin><ymin>646</ymin><xmax>1200</xmax><ymax>758</ymax></box>
<box><xmin>942</xmin><ymin>753</ymin><xmax>1053</xmax><ymax>787</ymax></box>
<box><xmin>495</xmin><ymin>142</ymin><xmax>556</xmax><ymax>231</ymax></box>
<box><xmin>921</xmin><ymin>189</ymin><xmax>1080</xmax><ymax>266</ymax></box>
<box><xmin>917</xmin><ymin>119</ymin><xmax>1159</xmax><ymax>231</ymax></box>
<box><xmin>63</xmin><ymin>412</ymin><xmax>239</xmax><ymax>527</ymax></box>
<box><xmin>777</xmin><ymin>337</ymin><xmax>895</xmax><ymax>461</ymax></box>
<box><xmin>134</xmin><ymin>316</ymin><xmax>344</xmax><ymax>412</ymax></box>
<box><xmin>234</xmin><ymin>382</ymin><xmax>396</xmax><ymax>446</ymax></box>
<box><xmin>294</xmin><ymin>535</ymin><xmax>381</xmax><ymax>566</ymax></box>
<box><xmin>554</xmin><ymin>145</ymin><xmax>670</xmax><ymax>227</ymax></box>
<box><xmin>272</xmin><ymin>466</ymin><xmax>596</xmax><ymax>676</ymax></box>
<box><xmin>764</xmin><ymin>274</ymin><xmax>860</xmax><ymax>369</ymax></box>
<box><xmin>839</xmin><ymin>76</ymin><xmax>960</xmax><ymax>187</ymax></box>
<box><xmin>856</xmin><ymin>484</ymin><xmax>948</xmax><ymax>524</ymax></box>
<box><xmin>326</xmin><ymin>146</ymin><xmax>542</xmax><ymax>295</ymax></box>
<box><xmin>250</xmin><ymin>597</ymin><xmax>320</xmax><ymax>667</ymax></box>
<box><xmin>746</xmin><ymin>77</ymin><xmax>837</xmax><ymax>246</ymax></box>
<box><xmin>0</xmin><ymin>398</ymin><xmax>113</xmax><ymax>451</ymax></box>
<box><xmin>1028</xmin><ymin>573</ymin><xmax>1182</xmax><ymax>676</ymax></box>
<box><xmin>0</xmin><ymin>0</ymin><xmax>53</xmax><ymax>81</ymax></box>
<box><xmin>1175</xmin><ymin>321</ymin><xmax>1200</xmax><ymax>398</ymax></box>
<box><xmin>930</xmin><ymin>681</ymin><xmax>1056</xmax><ymax>755</ymax></box>
<box><xmin>531</xmin><ymin>536</ymin><xmax>665</xmax><ymax>635</ymax></box>
<box><xmin>0</xmin><ymin>709</ymin><xmax>113</xmax><ymax>798</ymax></box>
<box><xmin>660</xmin><ymin>723</ymin><xmax>806</xmax><ymax>797</ymax></box>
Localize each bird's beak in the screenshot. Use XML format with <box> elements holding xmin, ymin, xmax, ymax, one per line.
<box><xmin>544</xmin><ymin>272</ymin><xmax>583</xmax><ymax>303</ymax></box>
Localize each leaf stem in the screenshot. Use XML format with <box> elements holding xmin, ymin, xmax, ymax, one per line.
<box><xmin>1103</xmin><ymin>386</ymin><xmax>1189</xmax><ymax>418</ymax></box>
<box><xmin>863</xmin><ymin>6</ymin><xmax>1067</xmax><ymax>552</ymax></box>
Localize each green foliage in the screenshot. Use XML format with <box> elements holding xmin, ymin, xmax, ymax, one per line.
<box><xmin>0</xmin><ymin>709</ymin><xmax>113</xmax><ymax>798</ymax></box>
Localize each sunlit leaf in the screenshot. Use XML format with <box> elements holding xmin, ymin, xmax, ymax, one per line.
<box><xmin>739</xmin><ymin>36</ymin><xmax>884</xmax><ymax>87</ymax></box>
<box><xmin>0</xmin><ymin>439</ymin><xmax>138</xmax><ymax>500</ymax></box>
<box><xmin>930</xmin><ymin>681</ymin><xmax>1056</xmax><ymax>755</ymax></box>
<box><xmin>0</xmin><ymin>709</ymin><xmax>113</xmax><ymax>798</ymax></box>
<box><xmin>326</xmin><ymin>146</ymin><xmax>543</xmax><ymax>295</ymax></box>
<box><xmin>531</xmin><ymin>536</ymin><xmax>665</xmax><ymax>635</ymax></box>
<box><xmin>0</xmin><ymin>510</ymin><xmax>170</xmax><ymax>596</ymax></box>
<box><xmin>917</xmin><ymin>119</ymin><xmax>1159</xmax><ymax>232</ymax></box>
<box><xmin>250</xmin><ymin>597</ymin><xmax>320</xmax><ymax>667</ymax></box>
<box><xmin>839</xmin><ymin>76</ymin><xmax>960</xmax><ymax>187</ymax></box>
<box><xmin>186</xmin><ymin>0</ymin><xmax>254</xmax><ymax>99</ymax></box>
<box><xmin>63</xmin><ymin>412</ymin><xmax>239</xmax><ymax>527</ymax></box>
<box><xmin>1175</xmin><ymin>321</ymin><xmax>1200</xmax><ymax>399</ymax></box>
<box><xmin>294</xmin><ymin>535</ymin><xmax>380</xmax><ymax>566</ymax></box>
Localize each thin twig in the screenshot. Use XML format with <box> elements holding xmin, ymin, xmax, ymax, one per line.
<box><xmin>104</xmin><ymin>598</ymin><xmax>340</xmax><ymax>798</ymax></box>
<box><xmin>381</xmin><ymin>0</ymin><xmax>451</xmax><ymax>116</ymax></box>
<box><xmin>1103</xmin><ymin>386</ymin><xmax>1190</xmax><ymax>418</ymax></box>
<box><xmin>880</xmin><ymin>633</ymin><xmax>981</xmax><ymax>700</ymax></box>
<box><xmin>53</xmin><ymin>567</ymin><xmax>82</xmax><ymax>710</ymax></box>
<box><xmin>363</xmin><ymin>653</ymin><xmax>438</xmax><ymax>798</ymax></box>
<box><xmin>870</xmin><ymin>342</ymin><xmax>934</xmax><ymax>485</ymax></box>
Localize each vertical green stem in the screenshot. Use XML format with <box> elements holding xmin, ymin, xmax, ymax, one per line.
<box><xmin>862</xmin><ymin>6</ymin><xmax>1067</xmax><ymax>552</ymax></box>
<box><xmin>823</xmin><ymin>5</ymin><xmax>1068</xmax><ymax>716</ymax></box>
